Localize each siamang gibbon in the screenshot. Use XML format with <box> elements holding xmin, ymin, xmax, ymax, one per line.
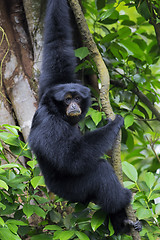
<box><xmin>29</xmin><ymin>0</ymin><xmax>141</xmax><ymax>235</ymax></box>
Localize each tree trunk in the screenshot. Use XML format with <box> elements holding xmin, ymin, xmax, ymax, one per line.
<box><xmin>23</xmin><ymin>0</ymin><xmax>46</xmax><ymax>93</ymax></box>
<box><xmin>0</xmin><ymin>0</ymin><xmax>37</xmax><ymax>141</ymax></box>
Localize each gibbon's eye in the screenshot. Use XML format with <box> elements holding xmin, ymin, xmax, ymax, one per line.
<box><xmin>65</xmin><ymin>94</ymin><xmax>72</xmax><ymax>105</ymax></box>
<box><xmin>75</xmin><ymin>95</ymin><xmax>81</xmax><ymax>103</ymax></box>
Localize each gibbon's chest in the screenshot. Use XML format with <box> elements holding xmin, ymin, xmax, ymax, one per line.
<box><xmin>43</xmin><ymin>114</ymin><xmax>80</xmax><ymax>141</ymax></box>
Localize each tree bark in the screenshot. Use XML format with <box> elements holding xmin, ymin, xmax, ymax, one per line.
<box><xmin>23</xmin><ymin>0</ymin><xmax>46</xmax><ymax>93</ymax></box>
<box><xmin>0</xmin><ymin>0</ymin><xmax>37</xmax><ymax>141</ymax></box>
<box><xmin>0</xmin><ymin>87</ymin><xmax>15</xmax><ymax>126</ymax></box>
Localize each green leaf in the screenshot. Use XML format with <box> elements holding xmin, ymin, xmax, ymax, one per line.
<box><xmin>1</xmin><ymin>192</ymin><xmax>13</xmax><ymax>203</ymax></box>
<box><xmin>101</xmin><ymin>33</ymin><xmax>118</xmax><ymax>43</ymax></box>
<box><xmin>126</xmin><ymin>132</ymin><xmax>134</xmax><ymax>151</ymax></box>
<box><xmin>6</xmin><ymin>220</ymin><xmax>27</xmax><ymax>226</ymax></box>
<box><xmin>6</xmin><ymin>223</ymin><xmax>18</xmax><ymax>234</ymax></box>
<box><xmin>123</xmin><ymin>181</ymin><xmax>136</xmax><ymax>189</ymax></box>
<box><xmin>0</xmin><ymin>132</ymin><xmax>20</xmax><ymax>146</ymax></box>
<box><xmin>154</xmin><ymin>183</ymin><xmax>160</xmax><ymax>191</ymax></box>
<box><xmin>133</xmin><ymin>39</ymin><xmax>147</xmax><ymax>51</ymax></box>
<box><xmin>150</xmin><ymin>193</ymin><xmax>160</xmax><ymax>201</ymax></box>
<box><xmin>33</xmin><ymin>205</ymin><xmax>46</xmax><ymax>219</ymax></box>
<box><xmin>53</xmin><ymin>230</ymin><xmax>75</xmax><ymax>240</ymax></box>
<box><xmin>63</xmin><ymin>214</ymin><xmax>72</xmax><ymax>229</ymax></box>
<box><xmin>122</xmin><ymin>161</ymin><xmax>138</xmax><ymax>182</ymax></box>
<box><xmin>133</xmin><ymin>74</ymin><xmax>146</xmax><ymax>84</ymax></box>
<box><xmin>87</xmin><ymin>108</ymin><xmax>102</xmax><ymax>126</ymax></box>
<box><xmin>137</xmin><ymin>104</ymin><xmax>149</xmax><ymax>119</ymax></box>
<box><xmin>23</xmin><ymin>204</ymin><xmax>34</xmax><ymax>218</ymax></box>
<box><xmin>76</xmin><ymin>231</ymin><xmax>90</xmax><ymax>240</ymax></box>
<box><xmin>96</xmin><ymin>0</ymin><xmax>105</xmax><ymax>10</ymax></box>
<box><xmin>85</xmin><ymin>118</ymin><xmax>96</xmax><ymax>130</ymax></box>
<box><xmin>119</xmin><ymin>40</ymin><xmax>145</xmax><ymax>59</ymax></box>
<box><xmin>44</xmin><ymin>225</ymin><xmax>62</xmax><ymax>231</ymax></box>
<box><xmin>118</xmin><ymin>27</ymin><xmax>131</xmax><ymax>39</ymax></box>
<box><xmin>91</xmin><ymin>210</ymin><xmax>106</xmax><ymax>231</ymax></box>
<box><xmin>0</xmin><ymin>203</ymin><xmax>6</xmax><ymax>210</ymax></box>
<box><xmin>108</xmin><ymin>218</ymin><xmax>114</xmax><ymax>236</ymax></box>
<box><xmin>23</xmin><ymin>204</ymin><xmax>46</xmax><ymax>219</ymax></box>
<box><xmin>121</xmin><ymin>20</ymin><xmax>135</xmax><ymax>26</ymax></box>
<box><xmin>31</xmin><ymin>234</ymin><xmax>53</xmax><ymax>240</ymax></box>
<box><xmin>0</xmin><ymin>180</ymin><xmax>8</xmax><ymax>190</ymax></box>
<box><xmin>136</xmin><ymin>208</ymin><xmax>152</xmax><ymax>220</ymax></box>
<box><xmin>49</xmin><ymin>210</ymin><xmax>61</xmax><ymax>223</ymax></box>
<box><xmin>75</xmin><ymin>47</ymin><xmax>89</xmax><ymax>60</ymax></box>
<box><xmin>19</xmin><ymin>165</ymin><xmax>28</xmax><ymax>174</ymax></box>
<box><xmin>0</xmin><ymin>227</ymin><xmax>21</xmax><ymax>240</ymax></box>
<box><xmin>2</xmin><ymin>124</ymin><xmax>20</xmax><ymax>136</ymax></box>
<box><xmin>136</xmin><ymin>0</ymin><xmax>151</xmax><ymax>20</ymax></box>
<box><xmin>133</xmin><ymin>109</ymin><xmax>145</xmax><ymax>118</ymax></box>
<box><xmin>155</xmin><ymin>203</ymin><xmax>160</xmax><ymax>215</ymax></box>
<box><xmin>0</xmin><ymin>141</ymin><xmax>3</xmax><ymax>151</ymax></box>
<box><xmin>31</xmin><ymin>176</ymin><xmax>45</xmax><ymax>188</ymax></box>
<box><xmin>91</xmin><ymin>111</ymin><xmax>102</xmax><ymax>126</ymax></box>
<box><xmin>0</xmin><ymin>163</ymin><xmax>20</xmax><ymax>169</ymax></box>
<box><xmin>110</xmin><ymin>42</ymin><xmax>123</xmax><ymax>60</ymax></box>
<box><xmin>100</xmin><ymin>8</ymin><xmax>115</xmax><ymax>21</ymax></box>
<box><xmin>9</xmin><ymin>175</ymin><xmax>30</xmax><ymax>186</ymax></box>
<box><xmin>27</xmin><ymin>160</ymin><xmax>37</xmax><ymax>169</ymax></box>
<box><xmin>10</xmin><ymin>143</ymin><xmax>32</xmax><ymax>159</ymax></box>
<box><xmin>147</xmin><ymin>232</ymin><xmax>155</xmax><ymax>240</ymax></box>
<box><xmin>0</xmin><ymin>217</ymin><xmax>5</xmax><ymax>226</ymax></box>
<box><xmin>124</xmin><ymin>115</ymin><xmax>134</xmax><ymax>129</ymax></box>
<box><xmin>144</xmin><ymin>172</ymin><xmax>155</xmax><ymax>189</ymax></box>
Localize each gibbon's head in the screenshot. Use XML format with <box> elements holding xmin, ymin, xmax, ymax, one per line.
<box><xmin>42</xmin><ymin>83</ymin><xmax>91</xmax><ymax>125</ymax></box>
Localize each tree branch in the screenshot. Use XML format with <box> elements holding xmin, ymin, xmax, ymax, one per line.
<box><xmin>68</xmin><ymin>0</ymin><xmax>141</xmax><ymax>239</ymax></box>
<box><xmin>111</xmin><ymin>79</ymin><xmax>160</xmax><ymax>121</ymax></box>
<box><xmin>146</xmin><ymin>0</ymin><xmax>160</xmax><ymax>48</ymax></box>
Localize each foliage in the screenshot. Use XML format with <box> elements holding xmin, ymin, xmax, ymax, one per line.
<box><xmin>79</xmin><ymin>0</ymin><xmax>160</xmax><ymax>239</ymax></box>
<box><xmin>122</xmin><ymin>161</ymin><xmax>160</xmax><ymax>239</ymax></box>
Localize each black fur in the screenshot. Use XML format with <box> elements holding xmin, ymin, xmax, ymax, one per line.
<box><xmin>39</xmin><ymin>0</ymin><xmax>79</xmax><ymax>99</ymax></box>
<box><xmin>29</xmin><ymin>0</ymin><xmax>132</xmax><ymax>234</ymax></box>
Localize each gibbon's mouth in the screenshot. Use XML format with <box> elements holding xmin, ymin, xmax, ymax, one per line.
<box><xmin>67</xmin><ymin>109</ymin><xmax>81</xmax><ymax>117</ymax></box>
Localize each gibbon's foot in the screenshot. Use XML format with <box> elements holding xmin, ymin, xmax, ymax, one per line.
<box><xmin>124</xmin><ymin>219</ymin><xmax>142</xmax><ymax>232</ymax></box>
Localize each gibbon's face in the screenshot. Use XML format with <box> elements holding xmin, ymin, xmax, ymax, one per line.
<box><xmin>64</xmin><ymin>93</ymin><xmax>82</xmax><ymax>117</ymax></box>
<box><xmin>41</xmin><ymin>83</ymin><xmax>91</xmax><ymax>125</ymax></box>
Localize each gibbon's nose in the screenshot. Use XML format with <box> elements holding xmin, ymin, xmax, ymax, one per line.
<box><xmin>71</xmin><ymin>103</ymin><xmax>77</xmax><ymax>110</ymax></box>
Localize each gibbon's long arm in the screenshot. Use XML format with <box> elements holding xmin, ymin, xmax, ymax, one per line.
<box><xmin>39</xmin><ymin>0</ymin><xmax>78</xmax><ymax>99</ymax></box>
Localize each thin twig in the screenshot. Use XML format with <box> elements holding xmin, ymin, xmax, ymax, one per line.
<box><xmin>146</xmin><ymin>136</ymin><xmax>160</xmax><ymax>163</ymax></box>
